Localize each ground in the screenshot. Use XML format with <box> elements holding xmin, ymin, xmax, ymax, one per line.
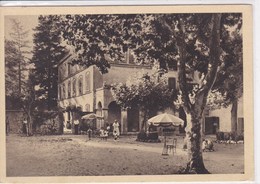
<box><xmin>6</xmin><ymin>134</ymin><xmax>244</xmax><ymax>176</ymax></box>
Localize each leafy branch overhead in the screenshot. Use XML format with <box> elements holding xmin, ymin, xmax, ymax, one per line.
<box><xmin>111</xmin><ymin>71</ymin><xmax>177</xmax><ymax>130</ymax></box>
<box><xmin>112</xmin><ymin>71</ymin><xmax>176</xmax><ymax>110</ymax></box>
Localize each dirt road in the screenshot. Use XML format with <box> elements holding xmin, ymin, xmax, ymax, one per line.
<box><xmin>6</xmin><ymin>134</ymin><xmax>244</xmax><ymax>176</ymax></box>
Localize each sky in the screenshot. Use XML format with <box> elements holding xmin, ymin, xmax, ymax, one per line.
<box><xmin>4</xmin><ymin>15</ymin><xmax>39</xmax><ymax>55</ymax></box>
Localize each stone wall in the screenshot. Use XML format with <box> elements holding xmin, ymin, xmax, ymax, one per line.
<box><xmin>6</xmin><ymin>110</ymin><xmax>26</xmax><ymax>134</ymax></box>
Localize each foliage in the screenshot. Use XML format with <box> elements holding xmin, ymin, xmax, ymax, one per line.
<box><xmin>59</xmin><ymin>15</ymin><xmax>124</xmax><ymax>73</ymax></box>
<box><xmin>216</xmin><ymin>131</ymin><xmax>244</xmax><ymax>142</ymax></box>
<box><xmin>5</xmin><ymin>40</ymin><xmax>19</xmax><ymax>97</ymax></box>
<box><xmin>7</xmin><ymin>18</ymin><xmax>30</xmax><ymax>94</ymax></box>
<box><xmin>5</xmin><ymin>19</ymin><xmax>30</xmax><ymax>109</ymax></box>
<box><xmin>209</xmin><ymin>21</ymin><xmax>243</xmax><ymax>109</ymax></box>
<box><xmin>31</xmin><ymin>15</ymin><xmax>66</xmax><ymax>110</ymax></box>
<box><xmin>5</xmin><ymin>18</ymin><xmax>37</xmax><ymax>135</ymax></box>
<box><xmin>112</xmin><ymin>71</ymin><xmax>177</xmax><ymax>129</ymax></box>
<box><xmin>57</xmin><ymin>13</ymin><xmax>242</xmax><ymax>173</ymax></box>
<box><xmin>34</xmin><ymin>110</ymin><xmax>64</xmax><ymax>135</ymax></box>
<box><xmin>136</xmin><ymin>130</ymin><xmax>147</xmax><ymax>141</ymax></box>
<box><xmin>136</xmin><ymin>130</ymin><xmax>160</xmax><ymax>142</ymax></box>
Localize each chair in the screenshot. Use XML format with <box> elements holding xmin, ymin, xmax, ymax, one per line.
<box><xmin>166</xmin><ymin>138</ymin><xmax>177</xmax><ymax>155</ymax></box>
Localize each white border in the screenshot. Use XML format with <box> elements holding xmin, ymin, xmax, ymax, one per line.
<box><xmin>0</xmin><ymin>0</ymin><xmax>256</xmax><ymax>6</ymax></box>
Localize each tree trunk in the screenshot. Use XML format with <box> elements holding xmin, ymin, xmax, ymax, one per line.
<box><xmin>184</xmin><ymin>110</ymin><xmax>209</xmax><ymax>174</ymax></box>
<box><xmin>28</xmin><ymin>113</ymin><xmax>32</xmax><ymax>136</ymax></box>
<box><xmin>141</xmin><ymin>110</ymin><xmax>148</xmax><ymax>131</ymax></box>
<box><xmin>231</xmin><ymin>99</ymin><xmax>238</xmax><ymax>133</ymax></box>
<box><xmin>181</xmin><ymin>90</ymin><xmax>210</xmax><ymax>174</ymax></box>
<box><xmin>18</xmin><ymin>53</ymin><xmax>22</xmax><ymax>94</ymax></box>
<box><xmin>47</xmin><ymin>57</ymin><xmax>51</xmax><ymax>110</ymax></box>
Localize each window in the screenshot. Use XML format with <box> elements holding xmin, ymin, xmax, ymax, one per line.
<box><xmin>85</xmin><ymin>104</ymin><xmax>90</xmax><ymax>112</ymax></box>
<box><xmin>59</xmin><ymin>85</ymin><xmax>62</xmax><ymax>100</ymax></box>
<box><xmin>78</xmin><ymin>76</ymin><xmax>83</xmax><ymax>95</ymax></box>
<box><xmin>68</xmin><ymin>81</ymin><xmax>71</xmax><ymax>98</ymax></box>
<box><xmin>168</xmin><ymin>60</ymin><xmax>178</xmax><ymax>71</ymax></box>
<box><xmin>64</xmin><ymin>63</ymin><xmax>68</xmax><ymax>77</ymax></box>
<box><xmin>168</xmin><ymin>77</ymin><xmax>176</xmax><ymax>90</ymax></box>
<box><xmin>72</xmin><ymin>78</ymin><xmax>76</xmax><ymax>96</ymax></box>
<box><xmin>85</xmin><ymin>72</ymin><xmax>91</xmax><ymax>92</ymax></box>
<box><xmin>62</xmin><ymin>83</ymin><xmax>66</xmax><ymax>99</ymax></box>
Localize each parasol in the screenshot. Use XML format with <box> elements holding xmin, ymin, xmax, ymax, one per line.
<box><xmin>148</xmin><ymin>113</ymin><xmax>184</xmax><ymax>127</ymax></box>
<box><xmin>81</xmin><ymin>113</ymin><xmax>101</xmax><ymax>120</ymax></box>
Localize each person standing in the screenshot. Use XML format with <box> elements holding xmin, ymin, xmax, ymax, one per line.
<box><xmin>74</xmin><ymin>119</ymin><xmax>79</xmax><ymax>135</ymax></box>
<box><xmin>106</xmin><ymin>123</ymin><xmax>111</xmax><ymax>135</ymax></box>
<box><xmin>112</xmin><ymin>120</ymin><xmax>120</xmax><ymax>140</ymax></box>
<box><xmin>23</xmin><ymin>118</ymin><xmax>29</xmax><ymax>136</ymax></box>
<box><xmin>87</xmin><ymin>127</ymin><xmax>92</xmax><ymax>141</ymax></box>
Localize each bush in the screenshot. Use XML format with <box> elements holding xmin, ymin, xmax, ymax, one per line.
<box><xmin>137</xmin><ymin>130</ymin><xmax>147</xmax><ymax>141</ymax></box>
<box><xmin>223</xmin><ymin>132</ymin><xmax>230</xmax><ymax>140</ymax></box>
<box><xmin>216</xmin><ymin>131</ymin><xmax>244</xmax><ymax>142</ymax></box>
<box><xmin>235</xmin><ymin>134</ymin><xmax>244</xmax><ymax>141</ymax></box>
<box><xmin>34</xmin><ymin>111</ymin><xmax>64</xmax><ymax>135</ymax></box>
<box><xmin>147</xmin><ymin>132</ymin><xmax>159</xmax><ymax>140</ymax></box>
<box><xmin>136</xmin><ymin>130</ymin><xmax>161</xmax><ymax>143</ymax></box>
<box><xmin>216</xmin><ymin>132</ymin><xmax>224</xmax><ymax>140</ymax></box>
<box><xmin>229</xmin><ymin>131</ymin><xmax>236</xmax><ymax>140</ymax></box>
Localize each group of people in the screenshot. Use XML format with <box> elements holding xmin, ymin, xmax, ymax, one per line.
<box><xmin>86</xmin><ymin>119</ymin><xmax>120</xmax><ymax>141</ymax></box>
<box><xmin>99</xmin><ymin>119</ymin><xmax>120</xmax><ymax>141</ymax></box>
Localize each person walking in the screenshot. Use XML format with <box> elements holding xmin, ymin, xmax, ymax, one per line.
<box><xmin>112</xmin><ymin>120</ymin><xmax>120</xmax><ymax>140</ymax></box>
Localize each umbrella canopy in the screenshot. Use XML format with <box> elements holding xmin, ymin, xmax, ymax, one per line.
<box><xmin>81</xmin><ymin>113</ymin><xmax>100</xmax><ymax>120</ymax></box>
<box><xmin>148</xmin><ymin>113</ymin><xmax>184</xmax><ymax>127</ymax></box>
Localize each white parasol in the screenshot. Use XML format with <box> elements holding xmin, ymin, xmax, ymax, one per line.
<box><xmin>148</xmin><ymin>113</ymin><xmax>184</xmax><ymax>127</ymax></box>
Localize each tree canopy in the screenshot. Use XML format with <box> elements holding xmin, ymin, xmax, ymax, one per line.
<box><xmin>112</xmin><ymin>71</ymin><xmax>177</xmax><ymax>129</ymax></box>
<box><xmin>31</xmin><ymin>15</ymin><xmax>66</xmax><ymax>110</ymax></box>
<box><xmin>58</xmin><ymin>13</ymin><xmax>242</xmax><ymax>173</ymax></box>
<box><xmin>5</xmin><ymin>18</ymin><xmax>30</xmax><ymax>109</ymax></box>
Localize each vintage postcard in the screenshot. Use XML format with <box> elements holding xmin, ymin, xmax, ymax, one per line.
<box><xmin>0</xmin><ymin>5</ymin><xmax>253</xmax><ymax>183</ymax></box>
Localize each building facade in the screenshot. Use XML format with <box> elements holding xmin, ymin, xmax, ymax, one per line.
<box><xmin>57</xmin><ymin>52</ymin><xmax>243</xmax><ymax>135</ymax></box>
<box><xmin>204</xmin><ymin>97</ymin><xmax>244</xmax><ymax>135</ymax></box>
<box><xmin>57</xmin><ymin>53</ymin><xmax>178</xmax><ymax>134</ymax></box>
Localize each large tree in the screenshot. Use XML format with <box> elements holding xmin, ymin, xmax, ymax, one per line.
<box><xmin>5</xmin><ymin>19</ymin><xmax>31</xmax><ymax>110</ymax></box>
<box><xmin>8</xmin><ymin>18</ymin><xmax>30</xmax><ymax>94</ymax></box>
<box><xmin>210</xmin><ymin>25</ymin><xmax>243</xmax><ymax>133</ymax></box>
<box><xmin>5</xmin><ymin>18</ymin><xmax>35</xmax><ymax>134</ymax></box>
<box><xmin>5</xmin><ymin>40</ymin><xmax>19</xmax><ymax>94</ymax></box>
<box><xmin>31</xmin><ymin>15</ymin><xmax>66</xmax><ymax>110</ymax></box>
<box><xmin>58</xmin><ymin>13</ymin><xmax>242</xmax><ymax>173</ymax></box>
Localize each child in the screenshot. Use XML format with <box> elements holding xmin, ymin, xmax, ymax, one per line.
<box><xmin>100</xmin><ymin>127</ymin><xmax>105</xmax><ymax>140</ymax></box>
<box><xmin>104</xmin><ymin>130</ymin><xmax>108</xmax><ymax>140</ymax></box>
<box><xmin>113</xmin><ymin>130</ymin><xmax>119</xmax><ymax>141</ymax></box>
<box><xmin>202</xmin><ymin>139</ymin><xmax>208</xmax><ymax>152</ymax></box>
<box><xmin>202</xmin><ymin>139</ymin><xmax>214</xmax><ymax>152</ymax></box>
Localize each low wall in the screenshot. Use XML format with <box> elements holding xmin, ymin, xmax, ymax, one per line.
<box><xmin>6</xmin><ymin>110</ymin><xmax>26</xmax><ymax>134</ymax></box>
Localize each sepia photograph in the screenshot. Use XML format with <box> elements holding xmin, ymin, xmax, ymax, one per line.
<box><xmin>0</xmin><ymin>5</ymin><xmax>253</xmax><ymax>183</ymax></box>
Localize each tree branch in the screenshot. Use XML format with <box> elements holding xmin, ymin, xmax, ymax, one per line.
<box><xmin>159</xmin><ymin>15</ymin><xmax>192</xmax><ymax>112</ymax></box>
<box><xmin>201</xmin><ymin>14</ymin><xmax>222</xmax><ymax>94</ymax></box>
